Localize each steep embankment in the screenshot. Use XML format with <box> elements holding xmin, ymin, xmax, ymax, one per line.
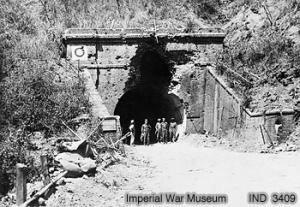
<box><xmin>219</xmin><ymin>0</ymin><xmax>300</xmax><ymax>112</ymax></box>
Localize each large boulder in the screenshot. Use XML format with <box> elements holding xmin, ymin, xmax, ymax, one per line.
<box><xmin>55</xmin><ymin>152</ymin><xmax>96</xmax><ymax>177</ymax></box>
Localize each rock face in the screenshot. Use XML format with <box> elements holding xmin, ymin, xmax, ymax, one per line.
<box><xmin>220</xmin><ymin>0</ymin><xmax>300</xmax><ymax>113</ymax></box>
<box><xmin>55</xmin><ymin>153</ymin><xmax>96</xmax><ymax>177</ymax></box>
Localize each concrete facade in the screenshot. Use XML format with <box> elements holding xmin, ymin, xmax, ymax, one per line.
<box><xmin>64</xmin><ymin>29</ymin><xmax>295</xmax><ymax>145</ymax></box>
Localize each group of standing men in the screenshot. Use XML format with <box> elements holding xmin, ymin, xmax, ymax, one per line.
<box><xmin>128</xmin><ymin>118</ymin><xmax>178</xmax><ymax>146</ymax></box>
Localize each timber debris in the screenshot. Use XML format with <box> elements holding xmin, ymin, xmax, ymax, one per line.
<box><xmin>13</xmin><ymin>116</ymin><xmax>126</xmax><ymax>206</ymax></box>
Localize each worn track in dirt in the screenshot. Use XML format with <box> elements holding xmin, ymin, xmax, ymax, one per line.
<box><xmin>47</xmin><ymin>140</ymin><xmax>300</xmax><ymax>207</ymax></box>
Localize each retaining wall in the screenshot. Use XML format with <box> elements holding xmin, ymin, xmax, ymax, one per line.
<box><xmin>202</xmin><ymin>69</ymin><xmax>296</xmax><ymax>145</ymax></box>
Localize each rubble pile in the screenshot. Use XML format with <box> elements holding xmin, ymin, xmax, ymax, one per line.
<box><xmin>260</xmin><ymin>143</ymin><xmax>298</xmax><ymax>153</ymax></box>
<box><xmin>54</xmin><ymin>117</ymin><xmax>125</xmax><ymax>178</ymax></box>
<box><xmin>0</xmin><ymin>116</ymin><xmax>126</xmax><ymax>207</ymax></box>
<box><xmin>55</xmin><ymin>152</ymin><xmax>97</xmax><ymax>177</ymax></box>
<box><xmin>184</xmin><ymin>131</ymin><xmax>300</xmax><ymax>154</ymax></box>
<box><xmin>259</xmin><ymin>125</ymin><xmax>300</xmax><ymax>153</ymax></box>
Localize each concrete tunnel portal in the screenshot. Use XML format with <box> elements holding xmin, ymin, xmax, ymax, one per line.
<box><xmin>114</xmin><ymin>49</ymin><xmax>184</xmax><ymax>144</ymax></box>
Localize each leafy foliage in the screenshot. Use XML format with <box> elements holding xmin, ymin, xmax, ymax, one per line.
<box><xmin>217</xmin><ymin>0</ymin><xmax>300</xmax><ymax>109</ymax></box>
<box><xmin>0</xmin><ymin>0</ymin><xmax>90</xmax><ymax>195</ymax></box>
<box><xmin>0</xmin><ymin>130</ymin><xmax>38</xmax><ymax>195</ymax></box>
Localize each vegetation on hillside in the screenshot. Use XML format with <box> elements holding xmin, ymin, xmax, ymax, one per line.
<box><xmin>0</xmin><ymin>0</ymin><xmax>91</xmax><ymax>195</ymax></box>
<box><xmin>217</xmin><ymin>0</ymin><xmax>300</xmax><ymax>111</ymax></box>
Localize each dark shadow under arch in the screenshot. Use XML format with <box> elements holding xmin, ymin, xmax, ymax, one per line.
<box><xmin>114</xmin><ymin>46</ymin><xmax>183</xmax><ymax>144</ymax></box>
<box><xmin>114</xmin><ymin>88</ymin><xmax>183</xmax><ymax>144</ymax></box>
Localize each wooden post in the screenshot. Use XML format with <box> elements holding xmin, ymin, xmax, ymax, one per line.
<box><xmin>213</xmin><ymin>84</ymin><xmax>219</xmax><ymax>134</ymax></box>
<box><xmin>218</xmin><ymin>106</ymin><xmax>224</xmax><ymax>137</ymax></box>
<box><xmin>200</xmin><ymin>69</ymin><xmax>207</xmax><ymax>132</ymax></box>
<box><xmin>20</xmin><ymin>171</ymin><xmax>68</xmax><ymax>207</ymax></box>
<box><xmin>40</xmin><ymin>155</ymin><xmax>50</xmax><ymax>186</ymax></box>
<box><xmin>16</xmin><ymin>163</ymin><xmax>27</xmax><ymax>206</ymax></box>
<box><xmin>259</xmin><ymin>124</ymin><xmax>266</xmax><ymax>144</ymax></box>
<box><xmin>263</xmin><ymin>125</ymin><xmax>273</xmax><ymax>146</ymax></box>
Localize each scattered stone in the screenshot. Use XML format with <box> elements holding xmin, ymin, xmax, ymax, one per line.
<box><xmin>60</xmin><ymin>160</ymin><xmax>83</xmax><ymax>175</ymax></box>
<box><xmin>49</xmin><ymin>167</ymin><xmax>55</xmax><ymax>173</ymax></box>
<box><xmin>55</xmin><ymin>152</ymin><xmax>96</xmax><ymax>177</ymax></box>
<box><xmin>67</xmin><ymin>189</ymin><xmax>74</xmax><ymax>193</ymax></box>
<box><xmin>38</xmin><ymin>197</ymin><xmax>46</xmax><ymax>206</ymax></box>
<box><xmin>102</xmin><ymin>153</ymin><xmax>112</xmax><ymax>161</ymax></box>
<box><xmin>7</xmin><ymin>193</ymin><xmax>16</xmax><ymax>201</ymax></box>
<box><xmin>70</xmin><ymin>114</ymin><xmax>90</xmax><ymax>123</ymax></box>
<box><xmin>275</xmin><ymin>147</ymin><xmax>284</xmax><ymax>152</ymax></box>
<box><xmin>137</xmin><ymin>185</ymin><xmax>144</xmax><ymax>190</ymax></box>
<box><xmin>53</xmin><ymin>171</ymin><xmax>60</xmax><ymax>177</ymax></box>
<box><xmin>112</xmin><ymin>179</ymin><xmax>119</xmax><ymax>187</ymax></box>
<box><xmin>60</xmin><ymin>140</ymin><xmax>86</xmax><ymax>152</ymax></box>
<box><xmin>81</xmin><ymin>160</ymin><xmax>97</xmax><ymax>173</ymax></box>
<box><xmin>286</xmin><ymin>145</ymin><xmax>297</xmax><ymax>152</ymax></box>
<box><xmin>57</xmin><ymin>178</ymin><xmax>66</xmax><ymax>186</ymax></box>
<box><xmin>64</xmin><ymin>178</ymin><xmax>73</xmax><ymax>183</ymax></box>
<box><xmin>101</xmin><ymin>181</ymin><xmax>111</xmax><ymax>188</ymax></box>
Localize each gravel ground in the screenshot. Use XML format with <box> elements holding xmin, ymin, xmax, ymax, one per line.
<box><xmin>45</xmin><ymin>136</ymin><xmax>300</xmax><ymax>207</ymax></box>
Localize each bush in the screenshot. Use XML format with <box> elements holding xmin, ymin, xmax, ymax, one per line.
<box><xmin>0</xmin><ymin>130</ymin><xmax>38</xmax><ymax>195</ymax></box>
<box><xmin>2</xmin><ymin>64</ymin><xmax>88</xmax><ymax>131</ymax></box>
<box><xmin>0</xmin><ymin>1</ymin><xmax>91</xmax><ymax>195</ymax></box>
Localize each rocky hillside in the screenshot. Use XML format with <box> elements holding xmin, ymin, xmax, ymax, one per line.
<box><xmin>218</xmin><ymin>0</ymin><xmax>300</xmax><ymax>112</ymax></box>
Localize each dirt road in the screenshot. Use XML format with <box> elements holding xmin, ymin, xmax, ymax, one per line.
<box><xmin>47</xmin><ymin>139</ymin><xmax>300</xmax><ymax>207</ymax></box>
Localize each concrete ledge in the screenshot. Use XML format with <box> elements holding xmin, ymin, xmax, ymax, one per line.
<box><xmin>63</xmin><ymin>28</ymin><xmax>226</xmax><ymax>44</ymax></box>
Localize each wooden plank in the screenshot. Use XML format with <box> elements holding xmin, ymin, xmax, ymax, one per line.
<box><xmin>199</xmin><ymin>69</ymin><xmax>207</xmax><ymax>132</ymax></box>
<box><xmin>263</xmin><ymin>125</ymin><xmax>273</xmax><ymax>146</ymax></box>
<box><xmin>20</xmin><ymin>171</ymin><xmax>67</xmax><ymax>207</ymax></box>
<box><xmin>40</xmin><ymin>155</ymin><xmax>50</xmax><ymax>186</ymax></box>
<box><xmin>218</xmin><ymin>106</ymin><xmax>224</xmax><ymax>137</ymax></box>
<box><xmin>259</xmin><ymin>125</ymin><xmax>266</xmax><ymax>144</ymax></box>
<box><xmin>62</xmin><ymin>121</ymin><xmax>83</xmax><ymax>140</ymax></box>
<box><xmin>213</xmin><ymin>84</ymin><xmax>219</xmax><ymax>134</ymax></box>
<box><xmin>16</xmin><ymin>163</ymin><xmax>27</xmax><ymax>206</ymax></box>
<box><xmin>102</xmin><ymin>118</ymin><xmax>117</xmax><ymax>131</ymax></box>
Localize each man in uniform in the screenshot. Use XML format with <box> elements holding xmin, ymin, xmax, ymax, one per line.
<box><xmin>161</xmin><ymin>118</ymin><xmax>168</xmax><ymax>143</ymax></box>
<box><xmin>155</xmin><ymin>118</ymin><xmax>162</xmax><ymax>143</ymax></box>
<box><xmin>169</xmin><ymin>118</ymin><xmax>178</xmax><ymax>142</ymax></box>
<box><xmin>129</xmin><ymin>119</ymin><xmax>135</xmax><ymax>146</ymax></box>
<box><xmin>140</xmin><ymin>119</ymin><xmax>151</xmax><ymax>145</ymax></box>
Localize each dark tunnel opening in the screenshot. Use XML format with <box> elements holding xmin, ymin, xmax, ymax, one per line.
<box><xmin>114</xmin><ymin>49</ymin><xmax>184</xmax><ymax>144</ymax></box>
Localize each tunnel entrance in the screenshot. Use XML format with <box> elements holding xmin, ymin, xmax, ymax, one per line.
<box><xmin>114</xmin><ymin>47</ymin><xmax>184</xmax><ymax>144</ymax></box>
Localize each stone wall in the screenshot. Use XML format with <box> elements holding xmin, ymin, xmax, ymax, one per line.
<box><xmin>89</xmin><ymin>68</ymin><xmax>130</xmax><ymax>114</ymax></box>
